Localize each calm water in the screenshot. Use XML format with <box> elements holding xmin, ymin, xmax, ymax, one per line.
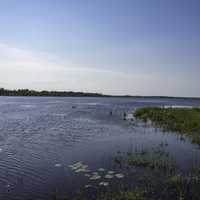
<box><xmin>0</xmin><ymin>97</ymin><xmax>200</xmax><ymax>200</ymax></box>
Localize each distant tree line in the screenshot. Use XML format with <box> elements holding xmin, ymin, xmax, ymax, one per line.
<box><xmin>0</xmin><ymin>88</ymin><xmax>108</xmax><ymax>97</ymax></box>
<box><xmin>0</xmin><ymin>88</ymin><xmax>199</xmax><ymax>99</ymax></box>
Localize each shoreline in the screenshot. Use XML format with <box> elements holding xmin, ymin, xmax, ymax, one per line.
<box><xmin>1</xmin><ymin>88</ymin><xmax>200</xmax><ymax>99</ymax></box>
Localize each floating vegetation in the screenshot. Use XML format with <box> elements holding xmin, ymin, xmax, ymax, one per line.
<box><xmin>54</xmin><ymin>143</ymin><xmax>200</xmax><ymax>200</ymax></box>
<box><xmin>114</xmin><ymin>143</ymin><xmax>176</xmax><ymax>174</ymax></box>
<box><xmin>67</xmin><ymin>160</ymin><xmax>125</xmax><ymax>192</ymax></box>
<box><xmin>75</xmin><ymin>168</ymin><xmax>87</xmax><ymax>173</ymax></box>
<box><xmin>115</xmin><ymin>173</ymin><xmax>124</xmax><ymax>179</ymax></box>
<box><xmin>68</xmin><ymin>162</ymin><xmax>90</xmax><ymax>173</ymax></box>
<box><xmin>69</xmin><ymin>162</ymin><xmax>82</xmax><ymax>170</ymax></box>
<box><xmin>108</xmin><ymin>170</ymin><xmax>115</xmax><ymax>174</ymax></box>
<box><xmin>82</xmin><ymin>164</ymin><xmax>89</xmax><ymax>168</ymax></box>
<box><xmin>105</xmin><ymin>174</ymin><xmax>114</xmax><ymax>179</ymax></box>
<box><xmin>89</xmin><ymin>175</ymin><xmax>101</xmax><ymax>180</ymax></box>
<box><xmin>99</xmin><ymin>182</ymin><xmax>109</xmax><ymax>187</ymax></box>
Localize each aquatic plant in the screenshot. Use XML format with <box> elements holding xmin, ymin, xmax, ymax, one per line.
<box><xmin>105</xmin><ymin>174</ymin><xmax>114</xmax><ymax>179</ymax></box>
<box><xmin>68</xmin><ymin>162</ymin><xmax>90</xmax><ymax>173</ymax></box>
<box><xmin>108</xmin><ymin>170</ymin><xmax>115</xmax><ymax>174</ymax></box>
<box><xmin>55</xmin><ymin>144</ymin><xmax>200</xmax><ymax>200</ymax></box>
<box><xmin>66</xmin><ymin>160</ymin><xmax>128</xmax><ymax>200</ymax></box>
<box><xmin>115</xmin><ymin>173</ymin><xmax>125</xmax><ymax>178</ymax></box>
<box><xmin>90</xmin><ymin>175</ymin><xmax>101</xmax><ymax>180</ymax></box>
<box><xmin>99</xmin><ymin>182</ymin><xmax>109</xmax><ymax>187</ymax></box>
<box><xmin>134</xmin><ymin>107</ymin><xmax>200</xmax><ymax>145</ymax></box>
<box><xmin>95</xmin><ymin>188</ymin><xmax>149</xmax><ymax>200</ymax></box>
<box><xmin>63</xmin><ymin>143</ymin><xmax>200</xmax><ymax>200</ymax></box>
<box><xmin>114</xmin><ymin>144</ymin><xmax>176</xmax><ymax>175</ymax></box>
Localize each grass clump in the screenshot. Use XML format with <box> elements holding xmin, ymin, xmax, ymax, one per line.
<box><xmin>114</xmin><ymin>143</ymin><xmax>176</xmax><ymax>175</ymax></box>
<box><xmin>96</xmin><ymin>188</ymin><xmax>149</xmax><ymax>200</ymax></box>
<box><xmin>134</xmin><ymin>107</ymin><xmax>200</xmax><ymax>144</ymax></box>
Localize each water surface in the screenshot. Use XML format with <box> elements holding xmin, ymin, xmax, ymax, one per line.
<box><xmin>0</xmin><ymin>97</ymin><xmax>200</xmax><ymax>199</ymax></box>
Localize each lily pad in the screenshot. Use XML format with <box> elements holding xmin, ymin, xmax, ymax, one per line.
<box><xmin>108</xmin><ymin>171</ymin><xmax>115</xmax><ymax>174</ymax></box>
<box><xmin>115</xmin><ymin>173</ymin><xmax>125</xmax><ymax>178</ymax></box>
<box><xmin>81</xmin><ymin>164</ymin><xmax>89</xmax><ymax>169</ymax></box>
<box><xmin>99</xmin><ymin>182</ymin><xmax>109</xmax><ymax>187</ymax></box>
<box><xmin>105</xmin><ymin>174</ymin><xmax>114</xmax><ymax>179</ymax></box>
<box><xmin>68</xmin><ymin>162</ymin><xmax>90</xmax><ymax>173</ymax></box>
<box><xmin>90</xmin><ymin>175</ymin><xmax>101</xmax><ymax>180</ymax></box>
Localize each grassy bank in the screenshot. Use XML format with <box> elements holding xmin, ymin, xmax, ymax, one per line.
<box><xmin>134</xmin><ymin>107</ymin><xmax>200</xmax><ymax>144</ymax></box>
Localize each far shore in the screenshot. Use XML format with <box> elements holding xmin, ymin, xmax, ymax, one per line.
<box><xmin>0</xmin><ymin>88</ymin><xmax>200</xmax><ymax>100</ymax></box>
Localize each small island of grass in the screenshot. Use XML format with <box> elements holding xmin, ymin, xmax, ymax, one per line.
<box><xmin>134</xmin><ymin>107</ymin><xmax>200</xmax><ymax>145</ymax></box>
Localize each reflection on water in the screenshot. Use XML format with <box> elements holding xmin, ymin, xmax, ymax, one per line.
<box><xmin>0</xmin><ymin>97</ymin><xmax>200</xmax><ymax>199</ymax></box>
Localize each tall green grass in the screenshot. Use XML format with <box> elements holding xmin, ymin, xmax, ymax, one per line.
<box><xmin>134</xmin><ymin>107</ymin><xmax>200</xmax><ymax>144</ymax></box>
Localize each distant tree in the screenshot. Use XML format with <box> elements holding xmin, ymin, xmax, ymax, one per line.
<box><xmin>0</xmin><ymin>88</ymin><xmax>107</xmax><ymax>97</ymax></box>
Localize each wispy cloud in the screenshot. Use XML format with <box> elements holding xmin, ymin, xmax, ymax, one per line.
<box><xmin>0</xmin><ymin>43</ymin><xmax>198</xmax><ymax>97</ymax></box>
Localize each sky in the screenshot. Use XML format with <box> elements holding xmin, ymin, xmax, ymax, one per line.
<box><xmin>0</xmin><ymin>0</ymin><xmax>199</xmax><ymax>97</ymax></box>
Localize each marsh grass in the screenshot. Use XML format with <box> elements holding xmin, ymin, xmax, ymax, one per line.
<box><xmin>134</xmin><ymin>107</ymin><xmax>200</xmax><ymax>144</ymax></box>
<box><xmin>51</xmin><ymin>107</ymin><xmax>200</xmax><ymax>199</ymax></box>
<box><xmin>111</xmin><ymin>144</ymin><xmax>200</xmax><ymax>200</ymax></box>
<box><xmin>52</xmin><ymin>143</ymin><xmax>200</xmax><ymax>199</ymax></box>
<box><xmin>52</xmin><ymin>151</ymin><xmax>200</xmax><ymax>200</ymax></box>
<box><xmin>114</xmin><ymin>143</ymin><xmax>175</xmax><ymax>172</ymax></box>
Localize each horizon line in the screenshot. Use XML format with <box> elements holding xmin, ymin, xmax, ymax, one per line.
<box><xmin>0</xmin><ymin>87</ymin><xmax>200</xmax><ymax>99</ymax></box>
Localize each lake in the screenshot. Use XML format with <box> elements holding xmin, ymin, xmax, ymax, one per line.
<box><xmin>0</xmin><ymin>97</ymin><xmax>200</xmax><ymax>200</ymax></box>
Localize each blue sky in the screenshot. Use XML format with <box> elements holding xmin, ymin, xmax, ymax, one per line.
<box><xmin>0</xmin><ymin>0</ymin><xmax>199</xmax><ymax>96</ymax></box>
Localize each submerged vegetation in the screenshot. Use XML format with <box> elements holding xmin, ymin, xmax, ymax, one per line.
<box><xmin>134</xmin><ymin>107</ymin><xmax>200</xmax><ymax>144</ymax></box>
